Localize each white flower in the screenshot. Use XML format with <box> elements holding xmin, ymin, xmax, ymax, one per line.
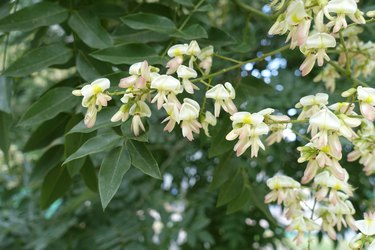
<box><xmin>285</xmin><ymin>0</ymin><xmax>311</xmax><ymax>48</ymax></box>
<box><xmin>357</xmin><ymin>86</ymin><xmax>375</xmax><ymax>121</ymax></box>
<box><xmin>295</xmin><ymin>93</ymin><xmax>329</xmax><ymax>119</ymax></box>
<box><xmin>226</xmin><ymin>112</ymin><xmax>269</xmax><ymax>157</ymax></box>
<box><xmin>309</xmin><ymin>108</ymin><xmax>341</xmax><ymax>147</ymax></box>
<box><xmin>177</xmin><ymin>65</ymin><xmax>198</xmax><ymax>94</ymax></box>
<box><xmin>129</xmin><ymin>101</ymin><xmax>151</xmax><ymax>136</ymax></box>
<box><xmin>198</xmin><ymin>46</ymin><xmax>214</xmax><ymax>74</ymax></box>
<box><xmin>151</xmin><ymin>75</ymin><xmax>182</xmax><ymax>109</ymax></box>
<box><xmin>73</xmin><ymin>78</ymin><xmax>111</xmax><ymax>128</ymax></box>
<box><xmin>355</xmin><ymin>212</ymin><xmax>375</xmax><ymax>236</ymax></box>
<box><xmin>186</xmin><ymin>40</ymin><xmax>201</xmax><ymax>56</ymax></box>
<box><xmin>300</xmin><ymin>33</ymin><xmax>336</xmax><ymax>76</ymax></box>
<box><xmin>325</xmin><ymin>0</ymin><xmax>363</xmax><ymax>33</ymax></box>
<box><xmin>111</xmin><ymin>105</ymin><xmax>130</xmax><ymax>122</ymax></box>
<box><xmin>166</xmin><ymin>44</ymin><xmax>188</xmax><ymax>74</ymax></box>
<box><xmin>162</xmin><ymin>102</ymin><xmax>180</xmax><ymax>132</ymax></box>
<box><xmin>168</xmin><ymin>44</ymin><xmax>189</xmax><ymax>58</ymax></box>
<box><xmin>205</xmin><ymin>82</ymin><xmax>237</xmax><ymax>117</ymax></box>
<box><xmin>81</xmin><ymin>78</ymin><xmax>111</xmax><ymax>107</ymax></box>
<box><xmin>264</xmin><ymin>175</ymin><xmax>301</xmax><ymax>205</ymax></box>
<box><xmin>119</xmin><ymin>61</ymin><xmax>155</xmax><ymax>89</ymax></box>
<box><xmin>179</xmin><ymin>98</ymin><xmax>202</xmax><ymax>141</ymax></box>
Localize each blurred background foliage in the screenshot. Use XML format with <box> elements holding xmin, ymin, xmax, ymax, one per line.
<box><xmin>0</xmin><ymin>0</ymin><xmax>374</xmax><ymax>249</ymax></box>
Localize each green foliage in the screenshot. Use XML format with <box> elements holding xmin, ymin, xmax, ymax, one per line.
<box><xmin>0</xmin><ymin>0</ymin><xmax>373</xmax><ymax>249</ymax></box>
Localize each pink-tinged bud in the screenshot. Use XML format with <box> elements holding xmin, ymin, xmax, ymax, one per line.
<box><xmin>297</xmin><ymin>19</ymin><xmax>311</xmax><ymax>46</ymax></box>
<box><xmin>316</xmin><ymin>186</ymin><xmax>329</xmax><ymax>201</ymax></box>
<box><xmin>330</xmin><ymin>160</ymin><xmax>346</xmax><ymax>180</ymax></box>
<box><xmin>300</xmin><ymin>54</ymin><xmax>317</xmax><ymax>76</ymax></box>
<box><xmin>301</xmin><ymin>160</ymin><xmax>319</xmax><ymax>184</ymax></box>
<box><xmin>119</xmin><ymin>75</ymin><xmax>138</xmax><ymax>88</ymax></box>
<box><xmin>166</xmin><ymin>57</ymin><xmax>183</xmax><ymax>75</ymax></box>
<box><xmin>84</xmin><ymin>105</ymin><xmax>97</xmax><ymax>128</ymax></box>
<box><xmin>347</xmin><ymin>150</ymin><xmax>361</xmax><ymax>162</ymax></box>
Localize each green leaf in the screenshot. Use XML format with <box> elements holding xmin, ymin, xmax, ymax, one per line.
<box><xmin>99</xmin><ymin>145</ymin><xmax>131</xmax><ymax>209</ymax></box>
<box><xmin>236</xmin><ymin>76</ymin><xmax>273</xmax><ymax>103</ymax></box>
<box><xmin>68</xmin><ymin>10</ymin><xmax>112</xmax><ymax>49</ymax></box>
<box><xmin>172</xmin><ymin>24</ymin><xmax>208</xmax><ymax>40</ymax></box>
<box><xmin>173</xmin><ymin>0</ymin><xmax>194</xmax><ymax>7</ymax></box>
<box><xmin>208</xmin><ymin>156</ymin><xmax>238</xmax><ymax>191</ymax></box>
<box><xmin>63</xmin><ymin>133</ymin><xmax>122</xmax><ymax>165</ymax></box>
<box><xmin>24</xmin><ymin>114</ymin><xmax>70</xmax><ymax>152</ymax></box>
<box><xmin>0</xmin><ymin>2</ymin><xmax>14</xmax><ymax>20</ymax></box>
<box><xmin>127</xmin><ymin>140</ymin><xmax>161</xmax><ymax>179</ymax></box>
<box><xmin>206</xmin><ymin>28</ymin><xmax>236</xmax><ymax>47</ymax></box>
<box><xmin>112</xmin><ymin>26</ymin><xmax>169</xmax><ymax>44</ymax></box>
<box><xmin>0</xmin><ymin>2</ymin><xmax>68</xmax><ymax>32</ymax></box>
<box><xmin>68</xmin><ymin>107</ymin><xmax>121</xmax><ymax>134</ymax></box>
<box><xmin>226</xmin><ymin>185</ymin><xmax>251</xmax><ymax>214</ymax></box>
<box><xmin>90</xmin><ymin>44</ymin><xmax>164</xmax><ymax>65</ymax></box>
<box><xmin>208</xmin><ymin>117</ymin><xmax>235</xmax><ymax>158</ymax></box>
<box><xmin>0</xmin><ymin>112</ymin><xmax>11</xmax><ymax>163</ymax></box>
<box><xmin>121</xmin><ymin>13</ymin><xmax>176</xmax><ymax>34</ymax></box>
<box><xmin>216</xmin><ymin>168</ymin><xmax>243</xmax><ymax>207</ymax></box>
<box><xmin>0</xmin><ymin>76</ymin><xmax>12</xmax><ymax>113</ymax></box>
<box><xmin>64</xmin><ymin>114</ymin><xmax>95</xmax><ymax>177</ymax></box>
<box><xmin>76</xmin><ymin>51</ymin><xmax>111</xmax><ymax>82</ymax></box>
<box><xmin>40</xmin><ymin>166</ymin><xmax>72</xmax><ymax>209</ymax></box>
<box><xmin>3</xmin><ymin>43</ymin><xmax>73</xmax><ymax>77</ymax></box>
<box><xmin>87</xmin><ymin>3</ymin><xmax>126</xmax><ymax>18</ymax></box>
<box><xmin>31</xmin><ymin>145</ymin><xmax>64</xmax><ymax>184</ymax></box>
<box><xmin>19</xmin><ymin>87</ymin><xmax>79</xmax><ymax>127</ymax></box>
<box><xmin>80</xmin><ymin>158</ymin><xmax>98</xmax><ymax>193</ymax></box>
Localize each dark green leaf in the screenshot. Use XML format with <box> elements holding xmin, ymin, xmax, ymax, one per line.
<box><xmin>112</xmin><ymin>27</ymin><xmax>169</xmax><ymax>44</ymax></box>
<box><xmin>173</xmin><ymin>0</ymin><xmax>194</xmax><ymax>7</ymax></box>
<box><xmin>68</xmin><ymin>107</ymin><xmax>121</xmax><ymax>134</ymax></box>
<box><xmin>24</xmin><ymin>114</ymin><xmax>70</xmax><ymax>152</ymax></box>
<box><xmin>0</xmin><ymin>2</ymin><xmax>14</xmax><ymax>20</ymax></box>
<box><xmin>226</xmin><ymin>185</ymin><xmax>251</xmax><ymax>214</ymax></box>
<box><xmin>90</xmin><ymin>44</ymin><xmax>164</xmax><ymax>65</ymax></box>
<box><xmin>208</xmin><ymin>156</ymin><xmax>239</xmax><ymax>191</ymax></box>
<box><xmin>40</xmin><ymin>166</ymin><xmax>72</xmax><ymax>209</ymax></box>
<box><xmin>121</xmin><ymin>13</ymin><xmax>176</xmax><ymax>34</ymax></box>
<box><xmin>63</xmin><ymin>133</ymin><xmax>122</xmax><ymax>165</ymax></box>
<box><xmin>172</xmin><ymin>24</ymin><xmax>208</xmax><ymax>40</ymax></box>
<box><xmin>0</xmin><ymin>112</ymin><xmax>11</xmax><ymax>164</ymax></box>
<box><xmin>87</xmin><ymin>3</ymin><xmax>126</xmax><ymax>18</ymax></box>
<box><xmin>64</xmin><ymin>114</ymin><xmax>95</xmax><ymax>177</ymax></box>
<box><xmin>0</xmin><ymin>76</ymin><xmax>12</xmax><ymax>113</ymax></box>
<box><xmin>68</xmin><ymin>10</ymin><xmax>112</xmax><ymax>49</ymax></box>
<box><xmin>99</xmin><ymin>145</ymin><xmax>131</xmax><ymax>209</ymax></box>
<box><xmin>0</xmin><ymin>2</ymin><xmax>68</xmax><ymax>32</ymax></box>
<box><xmin>31</xmin><ymin>145</ymin><xmax>64</xmax><ymax>183</ymax></box>
<box><xmin>208</xmin><ymin>117</ymin><xmax>235</xmax><ymax>158</ymax></box>
<box><xmin>19</xmin><ymin>87</ymin><xmax>79</xmax><ymax>127</ymax></box>
<box><xmin>76</xmin><ymin>51</ymin><xmax>111</xmax><ymax>82</ymax></box>
<box><xmin>3</xmin><ymin>43</ymin><xmax>73</xmax><ymax>77</ymax></box>
<box><xmin>216</xmin><ymin>168</ymin><xmax>243</xmax><ymax>207</ymax></box>
<box><xmin>206</xmin><ymin>28</ymin><xmax>236</xmax><ymax>47</ymax></box>
<box><xmin>80</xmin><ymin>158</ymin><xmax>98</xmax><ymax>193</ymax></box>
<box><xmin>236</xmin><ymin>76</ymin><xmax>273</xmax><ymax>104</ymax></box>
<box><xmin>127</xmin><ymin>140</ymin><xmax>161</xmax><ymax>179</ymax></box>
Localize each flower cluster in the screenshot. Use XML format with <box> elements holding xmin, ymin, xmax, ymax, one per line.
<box><xmin>72</xmin><ymin>41</ymin><xmax>235</xmax><ymax>141</ymax></box>
<box><xmin>269</xmin><ymin>0</ymin><xmax>366</xmax><ymax>76</ymax></box>
<box><xmin>264</xmin><ymin>86</ymin><xmax>375</xmax><ymax>245</ymax></box>
<box><xmin>226</xmin><ymin>108</ymin><xmax>290</xmax><ymax>157</ymax></box>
